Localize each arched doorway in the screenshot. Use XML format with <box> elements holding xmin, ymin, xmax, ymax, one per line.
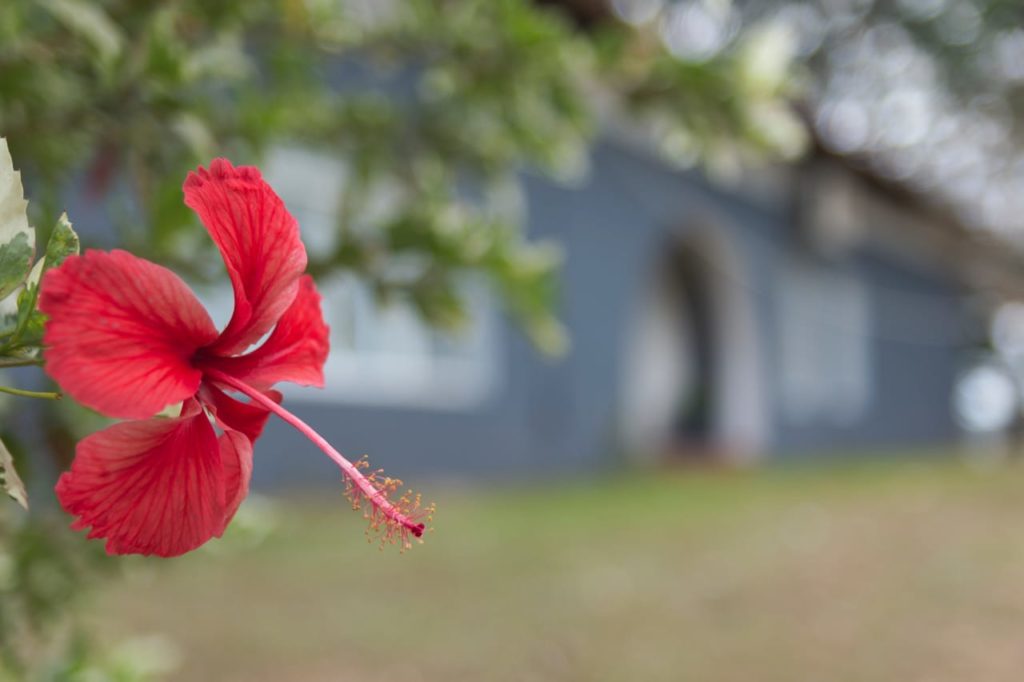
<box><xmin>619</xmin><ymin>227</ymin><xmax>767</xmax><ymax>463</ymax></box>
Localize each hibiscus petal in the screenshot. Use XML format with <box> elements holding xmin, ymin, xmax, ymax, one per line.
<box><xmin>218</xmin><ymin>429</ymin><xmax>252</xmax><ymax>535</ymax></box>
<box><xmin>199</xmin><ymin>382</ymin><xmax>282</xmax><ymax>442</ymax></box>
<box><xmin>39</xmin><ymin>250</ymin><xmax>218</xmax><ymax>420</ymax></box>
<box><xmin>183</xmin><ymin>158</ymin><xmax>307</xmax><ymax>356</ymax></box>
<box><xmin>205</xmin><ymin>276</ymin><xmax>329</xmax><ymax>390</ymax></box>
<box><xmin>199</xmin><ymin>383</ymin><xmax>284</xmax><ymax>534</ymax></box>
<box><xmin>54</xmin><ymin>400</ymin><xmax>226</xmax><ymax>557</ymax></box>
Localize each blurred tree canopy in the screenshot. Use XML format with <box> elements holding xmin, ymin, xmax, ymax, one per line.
<box><xmin>731</xmin><ymin>0</ymin><xmax>1024</xmax><ymax>235</ymax></box>
<box><xmin>0</xmin><ymin>0</ymin><xmax>805</xmax><ymax>353</ymax></box>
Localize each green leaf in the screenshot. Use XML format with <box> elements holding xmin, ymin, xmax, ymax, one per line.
<box><xmin>12</xmin><ymin>288</ymin><xmax>46</xmax><ymax>350</ymax></box>
<box><xmin>40</xmin><ymin>212</ymin><xmax>79</xmax><ymax>278</ymax></box>
<box><xmin>0</xmin><ymin>138</ymin><xmax>35</xmax><ymax>301</ymax></box>
<box><xmin>0</xmin><ymin>436</ymin><xmax>28</xmax><ymax>510</ymax></box>
<box><xmin>4</xmin><ymin>213</ymin><xmax>78</xmax><ymax>352</ymax></box>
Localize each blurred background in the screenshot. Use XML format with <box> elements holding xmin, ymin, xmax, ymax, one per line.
<box><xmin>6</xmin><ymin>0</ymin><xmax>1024</xmax><ymax>679</ymax></box>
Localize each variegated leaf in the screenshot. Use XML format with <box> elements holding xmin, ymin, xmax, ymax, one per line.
<box><xmin>0</xmin><ymin>138</ymin><xmax>34</xmax><ymax>301</ymax></box>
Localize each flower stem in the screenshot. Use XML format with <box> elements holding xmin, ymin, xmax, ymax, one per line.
<box><xmin>0</xmin><ymin>357</ymin><xmax>44</xmax><ymax>368</ymax></box>
<box><xmin>0</xmin><ymin>385</ymin><xmax>61</xmax><ymax>400</ymax></box>
<box><xmin>205</xmin><ymin>369</ymin><xmax>426</xmax><ymax>540</ymax></box>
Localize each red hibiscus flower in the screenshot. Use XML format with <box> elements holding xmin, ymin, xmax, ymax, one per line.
<box><xmin>39</xmin><ymin>159</ymin><xmax>430</xmax><ymax>557</ymax></box>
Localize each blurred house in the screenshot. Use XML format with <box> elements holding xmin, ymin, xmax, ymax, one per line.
<box><xmin>218</xmin><ymin>134</ymin><xmax>1012</xmax><ymax>488</ymax></box>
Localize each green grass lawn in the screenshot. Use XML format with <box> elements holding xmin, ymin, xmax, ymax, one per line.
<box><xmin>88</xmin><ymin>456</ymin><xmax>1024</xmax><ymax>681</ymax></box>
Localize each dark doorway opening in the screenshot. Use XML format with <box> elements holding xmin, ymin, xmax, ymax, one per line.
<box><xmin>621</xmin><ymin>228</ymin><xmax>767</xmax><ymax>464</ymax></box>
<box><xmin>620</xmin><ymin>237</ymin><xmax>719</xmax><ymax>461</ymax></box>
<box><xmin>666</xmin><ymin>245</ymin><xmax>716</xmax><ymax>453</ymax></box>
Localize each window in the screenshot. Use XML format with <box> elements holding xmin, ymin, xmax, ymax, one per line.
<box><xmin>778</xmin><ymin>259</ymin><xmax>872</xmax><ymax>426</ymax></box>
<box><xmin>288</xmin><ymin>271</ymin><xmax>501</xmax><ymax>409</ymax></box>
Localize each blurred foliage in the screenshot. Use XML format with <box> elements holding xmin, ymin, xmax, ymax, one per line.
<box><xmin>604</xmin><ymin>16</ymin><xmax>806</xmax><ymax>177</ymax></box>
<box><xmin>0</xmin><ymin>509</ymin><xmax>115</xmax><ymax>680</ymax></box>
<box><xmin>0</xmin><ymin>0</ymin><xmax>804</xmax><ymax>353</ymax></box>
